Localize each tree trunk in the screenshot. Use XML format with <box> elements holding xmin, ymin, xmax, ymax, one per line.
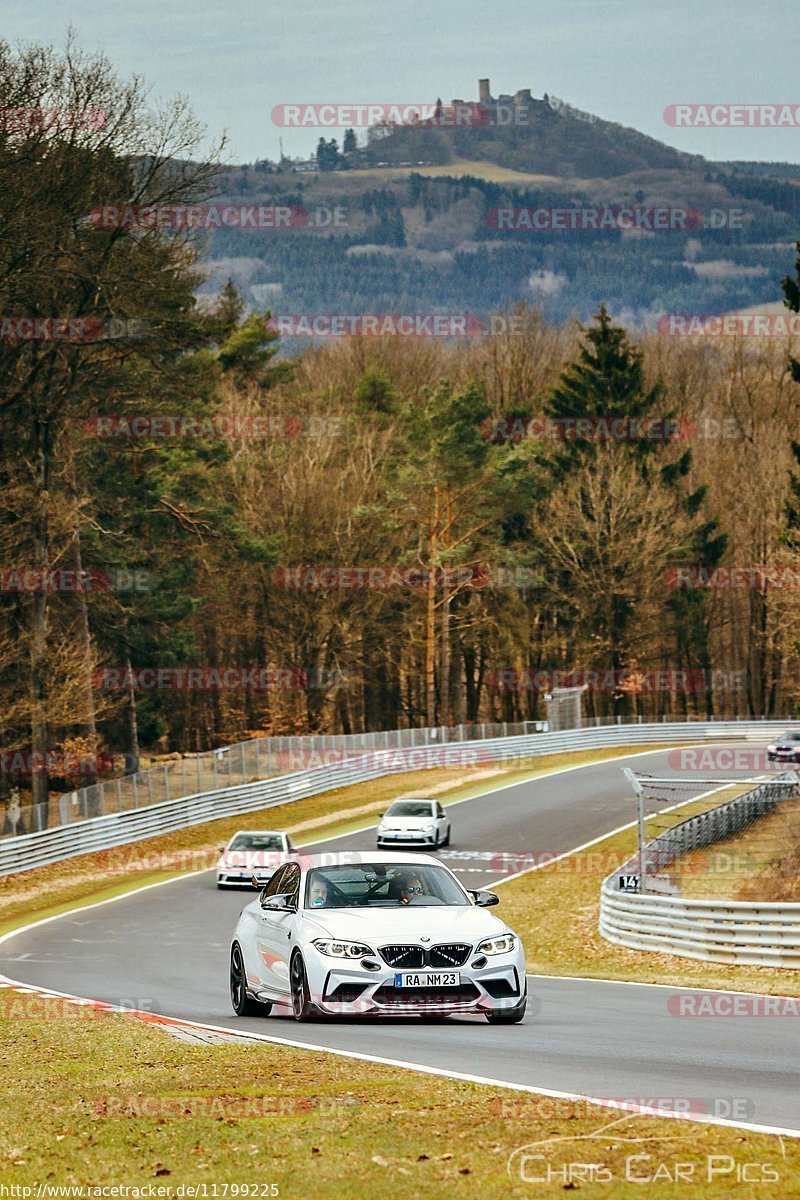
<box><xmin>125</xmin><ymin>650</ymin><xmax>140</xmax><ymax>775</ymax></box>
<box><xmin>425</xmin><ymin>564</ymin><xmax>436</xmax><ymax>726</ymax></box>
<box><xmin>29</xmin><ymin>418</ymin><xmax>50</xmax><ymax>827</ymax></box>
<box><xmin>64</xmin><ymin>443</ymin><xmax>98</xmax><ymax>780</ymax></box>
<box><xmin>425</xmin><ymin>493</ymin><xmax>439</xmax><ymax>726</ymax></box>
<box><xmin>440</xmin><ymin>574</ymin><xmax>451</xmax><ymax>728</ymax></box>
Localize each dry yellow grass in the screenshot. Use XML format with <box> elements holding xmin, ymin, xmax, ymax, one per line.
<box><xmin>677</xmin><ymin>798</ymin><xmax>800</xmax><ymax>902</ymax></box>
<box><xmin>350</xmin><ymin>159</ymin><xmax>590</xmax><ymax>186</ymax></box>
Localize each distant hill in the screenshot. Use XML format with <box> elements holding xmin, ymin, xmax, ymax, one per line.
<box><xmin>359</xmin><ymin>87</ymin><xmax>704</xmax><ymax>179</ymax></box>
<box><xmin>195</xmin><ymin>84</ymin><xmax>799</xmax><ymax>330</ymax></box>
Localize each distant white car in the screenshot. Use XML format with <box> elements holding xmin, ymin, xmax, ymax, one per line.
<box><xmin>229</xmin><ymin>851</ymin><xmax>526</xmax><ymax>1023</ymax></box>
<box><xmin>376</xmin><ymin>798</ymin><xmax>451</xmax><ymax>849</ymax></box>
<box><xmin>216</xmin><ymin>830</ymin><xmax>297</xmax><ymax>889</ymax></box>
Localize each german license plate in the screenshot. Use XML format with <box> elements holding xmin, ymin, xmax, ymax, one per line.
<box><xmin>394</xmin><ymin>971</ymin><xmax>460</xmax><ymax>987</ymax></box>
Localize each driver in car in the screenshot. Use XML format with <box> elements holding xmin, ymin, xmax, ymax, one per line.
<box><xmin>399</xmin><ymin>875</ymin><xmax>424</xmax><ymax>904</ymax></box>
<box><xmin>309</xmin><ymin>876</ymin><xmax>331</xmax><ymax>907</ymax></box>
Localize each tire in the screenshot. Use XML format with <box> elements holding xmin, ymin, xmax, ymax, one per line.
<box><xmin>290</xmin><ymin>952</ymin><xmax>318</xmax><ymax>1022</ymax></box>
<box><xmin>442</xmin><ymin>826</ymin><xmax>451</xmax><ymax>847</ymax></box>
<box><xmin>230</xmin><ymin>943</ymin><xmax>272</xmax><ymax>1017</ymax></box>
<box><xmin>485</xmin><ymin>996</ymin><xmax>527</xmax><ymax>1025</ymax></box>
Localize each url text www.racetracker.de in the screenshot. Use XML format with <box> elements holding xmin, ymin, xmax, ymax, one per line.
<box><xmin>0</xmin><ymin>1188</ymin><xmax>280</xmax><ymax>1198</ymax></box>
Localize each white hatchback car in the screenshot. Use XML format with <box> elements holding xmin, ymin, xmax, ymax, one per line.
<box><xmin>376</xmin><ymin>798</ymin><xmax>451</xmax><ymax>849</ymax></box>
<box><xmin>216</xmin><ymin>830</ymin><xmax>297</xmax><ymax>889</ymax></box>
<box><xmin>229</xmin><ymin>851</ymin><xmax>526</xmax><ymax>1023</ymax></box>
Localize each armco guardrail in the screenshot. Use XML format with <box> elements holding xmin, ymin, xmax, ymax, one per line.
<box><xmin>600</xmin><ymin>775</ymin><xmax>800</xmax><ymax>967</ymax></box>
<box><xmin>5</xmin><ymin>719</ymin><xmax>547</xmax><ymax>836</ymax></box>
<box><xmin>8</xmin><ymin>711</ymin><xmax>791</xmax><ymax>837</ymax></box>
<box><xmin>1</xmin><ymin>719</ymin><xmax>796</xmax><ymax>878</ymax></box>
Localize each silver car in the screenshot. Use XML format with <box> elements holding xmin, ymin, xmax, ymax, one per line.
<box><xmin>216</xmin><ymin>829</ymin><xmax>297</xmax><ymax>888</ymax></box>
<box><xmin>229</xmin><ymin>851</ymin><xmax>527</xmax><ymax>1024</ymax></box>
<box><xmin>376</xmin><ymin>798</ymin><xmax>451</xmax><ymax>848</ymax></box>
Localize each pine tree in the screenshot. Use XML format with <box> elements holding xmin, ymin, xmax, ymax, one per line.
<box><xmin>540</xmin><ymin>306</ymin><xmax>726</xmax><ymax>715</ymax></box>
<box><xmin>543</xmin><ymin>305</ymin><xmax>666</xmax><ymax>478</ymax></box>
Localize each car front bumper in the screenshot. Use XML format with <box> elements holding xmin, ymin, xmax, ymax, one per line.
<box><xmin>376</xmin><ymin>831</ymin><xmax>437</xmax><ymax>846</ymax></box>
<box><xmin>304</xmin><ymin>950</ymin><xmax>526</xmax><ymax>1016</ymax></box>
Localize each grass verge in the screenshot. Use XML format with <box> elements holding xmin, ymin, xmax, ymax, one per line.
<box><xmin>677</xmin><ymin>798</ymin><xmax>800</xmax><ymax>902</ymax></box>
<box><xmin>497</xmin><ymin>793</ymin><xmax>800</xmax><ymax>994</ymax></box>
<box><xmin>0</xmin><ymin>988</ymin><xmax>798</xmax><ymax>1196</ymax></box>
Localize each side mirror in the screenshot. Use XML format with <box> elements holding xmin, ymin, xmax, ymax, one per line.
<box><xmin>218</xmin><ymin>845</ymin><xmax>226</xmax><ymax>853</ymax></box>
<box><xmin>261</xmin><ymin>892</ymin><xmax>295</xmax><ymax>911</ymax></box>
<box><xmin>470</xmin><ymin>889</ymin><xmax>499</xmax><ymax>907</ymax></box>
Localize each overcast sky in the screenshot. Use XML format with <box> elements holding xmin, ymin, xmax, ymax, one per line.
<box><xmin>4</xmin><ymin>0</ymin><xmax>797</xmax><ymax>164</ymax></box>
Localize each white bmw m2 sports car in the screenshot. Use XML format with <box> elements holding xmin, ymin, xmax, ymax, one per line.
<box><xmin>229</xmin><ymin>851</ymin><xmax>526</xmax><ymax>1023</ymax></box>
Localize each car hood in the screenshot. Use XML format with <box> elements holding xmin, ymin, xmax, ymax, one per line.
<box><xmin>303</xmin><ymin>904</ymin><xmax>508</xmax><ymax>944</ymax></box>
<box><xmin>219</xmin><ymin>850</ymin><xmax>284</xmax><ymax>868</ymax></box>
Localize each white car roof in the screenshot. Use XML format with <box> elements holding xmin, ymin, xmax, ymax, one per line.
<box><xmin>228</xmin><ymin>829</ymin><xmax>287</xmax><ymax>839</ymax></box>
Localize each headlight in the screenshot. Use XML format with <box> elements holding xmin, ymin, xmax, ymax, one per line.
<box><xmin>312</xmin><ymin>940</ymin><xmax>375</xmax><ymax>958</ymax></box>
<box><xmin>768</xmin><ymin>745</ymin><xmax>777</xmax><ymax>753</ymax></box>
<box><xmin>423</xmin><ymin>823</ymin><xmax>434</xmax><ymax>832</ymax></box>
<box><xmin>477</xmin><ymin>934</ymin><xmax>516</xmax><ymax>955</ymax></box>
<box><xmin>377</xmin><ymin>824</ymin><xmax>386</xmax><ymax>832</ymax></box>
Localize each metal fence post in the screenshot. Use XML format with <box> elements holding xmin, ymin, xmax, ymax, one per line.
<box><xmin>623</xmin><ymin>767</ymin><xmax>648</xmax><ymax>893</ymax></box>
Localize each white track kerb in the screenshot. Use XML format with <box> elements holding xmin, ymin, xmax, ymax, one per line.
<box><xmin>3</xmin><ymin>744</ymin><xmax>800</xmax><ymax>1139</ymax></box>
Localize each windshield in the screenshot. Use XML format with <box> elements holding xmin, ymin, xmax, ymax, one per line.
<box><xmin>304</xmin><ymin>863</ymin><xmax>469</xmax><ymax>908</ymax></box>
<box><xmin>229</xmin><ymin>833</ymin><xmax>283</xmax><ymax>851</ymax></box>
<box><xmin>386</xmin><ymin>801</ymin><xmax>434</xmax><ymax>818</ymax></box>
<box><xmin>779</xmin><ymin>733</ymin><xmax>800</xmax><ymax>742</ymax></box>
